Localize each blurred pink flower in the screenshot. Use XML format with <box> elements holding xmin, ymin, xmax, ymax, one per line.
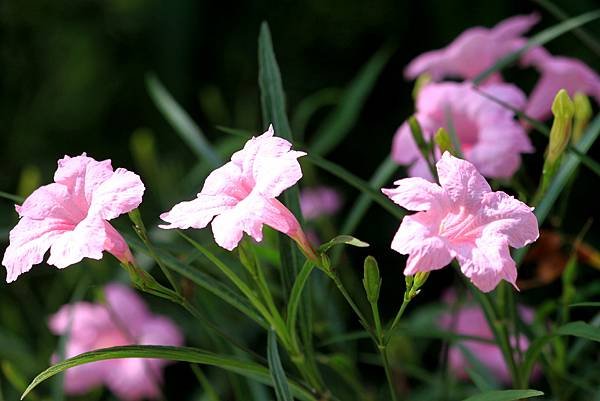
<box><xmin>439</xmin><ymin>303</ymin><xmax>535</xmax><ymax>383</ymax></box>
<box><xmin>382</xmin><ymin>152</ymin><xmax>538</xmax><ymax>292</ymax></box>
<box><xmin>300</xmin><ymin>186</ymin><xmax>342</xmax><ymax>220</ymax></box>
<box><xmin>48</xmin><ymin>283</ymin><xmax>183</xmax><ymax>401</ymax></box>
<box><xmin>405</xmin><ymin>14</ymin><xmax>539</xmax><ymax>82</ymax></box>
<box><xmin>2</xmin><ymin>154</ymin><xmax>145</xmax><ymax>282</ymax></box>
<box><xmin>522</xmin><ymin>47</ymin><xmax>600</xmax><ymax>121</ymax></box>
<box><xmin>160</xmin><ymin>125</ymin><xmax>314</xmax><ymax>255</ymax></box>
<box><xmin>392</xmin><ymin>81</ymin><xmax>533</xmax><ymax>180</ymax></box>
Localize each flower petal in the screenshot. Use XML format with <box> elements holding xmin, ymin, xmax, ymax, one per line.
<box><xmin>436</xmin><ymin>152</ymin><xmax>491</xmax><ymax>208</ymax></box>
<box><xmin>104</xmin><ymin>284</ymin><xmax>150</xmax><ymax>337</ymax></box>
<box><xmin>159</xmin><ymin>194</ymin><xmax>237</xmax><ymax>230</ymax></box>
<box><xmin>47</xmin><ymin>215</ymin><xmax>107</xmax><ymax>268</ymax></box>
<box><xmin>89</xmin><ymin>168</ymin><xmax>145</xmax><ymax>220</ymax></box>
<box><xmin>382</xmin><ymin>177</ymin><xmax>446</xmax><ymax>212</ymax></box>
<box><xmin>481</xmin><ymin>191</ymin><xmax>539</xmax><ymax>248</ymax></box>
<box><xmin>2</xmin><ymin>216</ymin><xmax>72</xmax><ymax>282</ymax></box>
<box><xmin>458</xmin><ymin>235</ymin><xmax>517</xmax><ymax>292</ymax></box>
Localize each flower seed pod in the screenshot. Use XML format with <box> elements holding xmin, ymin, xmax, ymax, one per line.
<box><xmin>363</xmin><ymin>256</ymin><xmax>381</xmax><ymax>304</ymax></box>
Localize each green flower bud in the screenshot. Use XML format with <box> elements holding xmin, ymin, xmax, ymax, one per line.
<box><xmin>434</xmin><ymin>127</ymin><xmax>456</xmax><ymax>156</ymax></box>
<box><xmin>363</xmin><ymin>256</ymin><xmax>381</xmax><ymax>304</ymax></box>
<box><xmin>573</xmin><ymin>92</ymin><xmax>592</xmax><ymax>144</ymax></box>
<box><xmin>547</xmin><ymin>89</ymin><xmax>574</xmax><ymax>164</ymax></box>
<box><xmin>408</xmin><ymin>116</ymin><xmax>429</xmax><ymax>154</ymax></box>
<box><xmin>412</xmin><ymin>73</ymin><xmax>432</xmax><ymax>101</ymax></box>
<box><xmin>414</xmin><ymin>271</ymin><xmax>430</xmax><ymax>289</ymax></box>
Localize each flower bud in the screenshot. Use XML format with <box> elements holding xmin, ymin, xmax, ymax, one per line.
<box><xmin>573</xmin><ymin>92</ymin><xmax>592</xmax><ymax>144</ymax></box>
<box><xmin>547</xmin><ymin>89</ymin><xmax>574</xmax><ymax>164</ymax></box>
<box><xmin>434</xmin><ymin>127</ymin><xmax>456</xmax><ymax>156</ymax></box>
<box><xmin>412</xmin><ymin>73</ymin><xmax>432</xmax><ymax>101</ymax></box>
<box><xmin>363</xmin><ymin>256</ymin><xmax>381</xmax><ymax>304</ymax></box>
<box><xmin>408</xmin><ymin>116</ymin><xmax>429</xmax><ymax>154</ymax></box>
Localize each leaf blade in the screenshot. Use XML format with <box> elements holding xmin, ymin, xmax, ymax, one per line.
<box><xmin>267</xmin><ymin>330</ymin><xmax>294</xmax><ymax>401</ymax></box>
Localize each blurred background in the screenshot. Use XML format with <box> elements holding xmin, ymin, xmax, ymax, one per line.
<box><xmin>1</xmin><ymin>0</ymin><xmax>599</xmax><ymax>400</ymax></box>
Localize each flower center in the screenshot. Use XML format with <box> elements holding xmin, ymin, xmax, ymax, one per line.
<box><xmin>438</xmin><ymin>207</ymin><xmax>480</xmax><ymax>241</ymax></box>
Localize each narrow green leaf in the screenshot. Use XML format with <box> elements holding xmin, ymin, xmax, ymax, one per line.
<box><xmin>267</xmin><ymin>330</ymin><xmax>294</xmax><ymax>401</ymax></box>
<box><xmin>460</xmin><ymin>389</ymin><xmax>543</xmax><ymax>401</ymax></box>
<box><xmin>336</xmin><ymin>157</ymin><xmax>398</xmax><ymax>259</ymax></box>
<box><xmin>319</xmin><ymin>235</ymin><xmax>369</xmax><ymax>253</ymax></box>
<box><xmin>0</xmin><ymin>191</ymin><xmax>24</xmax><ymax>203</ymax></box>
<box><xmin>306</xmin><ymin>154</ymin><xmax>404</xmax><ymax>219</ymax></box>
<box><xmin>310</xmin><ymin>47</ymin><xmax>392</xmax><ymax>155</ymax></box>
<box><xmin>569</xmin><ymin>302</ymin><xmax>600</xmax><ymax>308</ymax></box>
<box><xmin>258</xmin><ymin>21</ymin><xmax>303</xmax><ymax>297</ymax></box>
<box><xmin>146</xmin><ymin>73</ymin><xmax>221</xmax><ymax>167</ymax></box>
<box><xmin>291</xmin><ymin>88</ymin><xmax>341</xmax><ymax>141</ymax></box>
<box><xmin>190</xmin><ymin>365</ymin><xmax>220</xmax><ymax>401</ymax></box>
<box><xmin>521</xmin><ymin>321</ymin><xmax>600</xmax><ymax>384</ymax></box>
<box><xmin>474</xmin><ymin>10</ymin><xmax>600</xmax><ymax>84</ymax></box>
<box><xmin>21</xmin><ymin>346</ymin><xmax>316</xmax><ymax>401</ymax></box>
<box><xmin>532</xmin><ymin>0</ymin><xmax>600</xmax><ymax>56</ymax></box>
<box><xmin>287</xmin><ymin>261</ymin><xmax>316</xmax><ymax>338</ymax></box>
<box><xmin>125</xmin><ymin>234</ymin><xmax>267</xmax><ymax>328</ymax></box>
<box><xmin>515</xmin><ymin>114</ymin><xmax>600</xmax><ymax>265</ymax></box>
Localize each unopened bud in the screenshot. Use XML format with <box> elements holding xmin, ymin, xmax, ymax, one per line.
<box><xmin>408</xmin><ymin>116</ymin><xmax>429</xmax><ymax>154</ymax></box>
<box><xmin>363</xmin><ymin>256</ymin><xmax>381</xmax><ymax>303</ymax></box>
<box><xmin>573</xmin><ymin>92</ymin><xmax>592</xmax><ymax>144</ymax></box>
<box><xmin>434</xmin><ymin>127</ymin><xmax>456</xmax><ymax>156</ymax></box>
<box><xmin>412</xmin><ymin>73</ymin><xmax>432</xmax><ymax>101</ymax></box>
<box><xmin>547</xmin><ymin>89</ymin><xmax>574</xmax><ymax>164</ymax></box>
<box><xmin>414</xmin><ymin>271</ymin><xmax>429</xmax><ymax>289</ymax></box>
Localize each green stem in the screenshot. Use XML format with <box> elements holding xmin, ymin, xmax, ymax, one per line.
<box><xmin>384</xmin><ymin>299</ymin><xmax>410</xmax><ymax>345</ymax></box>
<box><xmin>329</xmin><ymin>272</ymin><xmax>376</xmax><ymax>340</ymax></box>
<box><xmin>379</xmin><ymin>346</ymin><xmax>398</xmax><ymax>401</ymax></box>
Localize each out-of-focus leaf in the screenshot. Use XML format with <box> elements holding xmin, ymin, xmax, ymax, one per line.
<box><xmin>310</xmin><ymin>47</ymin><xmax>392</xmax><ymax>156</ymax></box>
<box><xmin>0</xmin><ymin>191</ymin><xmax>24</xmax><ymax>203</ymax></box>
<box><xmin>569</xmin><ymin>302</ymin><xmax>600</xmax><ymax>308</ymax></box>
<box><xmin>460</xmin><ymin>389</ymin><xmax>544</xmax><ymax>401</ymax></box>
<box><xmin>521</xmin><ymin>321</ymin><xmax>600</xmax><ymax>384</ymax></box>
<box><xmin>515</xmin><ymin>114</ymin><xmax>600</xmax><ymax>265</ymax></box>
<box><xmin>291</xmin><ymin>88</ymin><xmax>341</xmax><ymax>141</ymax></box>
<box><xmin>474</xmin><ymin>10</ymin><xmax>600</xmax><ymax>84</ymax></box>
<box><xmin>146</xmin><ymin>73</ymin><xmax>221</xmax><ymax>167</ymax></box>
<box><xmin>306</xmin><ymin>154</ymin><xmax>404</xmax><ymax>219</ymax></box>
<box><xmin>22</xmin><ymin>346</ymin><xmax>317</xmax><ymax>401</ymax></box>
<box><xmin>267</xmin><ymin>330</ymin><xmax>294</xmax><ymax>401</ymax></box>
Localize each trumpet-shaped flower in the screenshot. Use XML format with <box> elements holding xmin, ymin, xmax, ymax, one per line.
<box><xmin>2</xmin><ymin>154</ymin><xmax>145</xmax><ymax>282</ymax></box>
<box><xmin>300</xmin><ymin>186</ymin><xmax>342</xmax><ymax>220</ymax></box>
<box><xmin>439</xmin><ymin>301</ymin><xmax>536</xmax><ymax>382</ymax></box>
<box><xmin>382</xmin><ymin>152</ymin><xmax>538</xmax><ymax>292</ymax></box>
<box><xmin>523</xmin><ymin>47</ymin><xmax>600</xmax><ymax>121</ymax></box>
<box><xmin>160</xmin><ymin>125</ymin><xmax>313</xmax><ymax>254</ymax></box>
<box><xmin>49</xmin><ymin>283</ymin><xmax>183</xmax><ymax>401</ymax></box>
<box><xmin>405</xmin><ymin>14</ymin><xmax>538</xmax><ymax>82</ymax></box>
<box><xmin>392</xmin><ymin>81</ymin><xmax>533</xmax><ymax>180</ymax></box>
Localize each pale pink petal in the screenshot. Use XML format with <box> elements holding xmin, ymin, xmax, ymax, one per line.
<box><xmin>458</xmin><ymin>236</ymin><xmax>517</xmax><ymax>292</ymax></box>
<box><xmin>300</xmin><ymin>186</ymin><xmax>343</xmax><ymax>220</ymax></box>
<box><xmin>2</xmin><ymin>217</ymin><xmax>72</xmax><ymax>282</ymax></box>
<box><xmin>106</xmin><ymin>359</ymin><xmax>162</xmax><ymax>401</ymax></box>
<box><xmin>525</xmin><ymin>74</ymin><xmax>564</xmax><ymax>121</ymax></box>
<box><xmin>491</xmin><ymin>13</ymin><xmax>539</xmax><ymax>39</ymax></box>
<box><xmin>436</xmin><ymin>152</ymin><xmax>491</xmax><ymax>208</ymax></box>
<box><xmin>382</xmin><ymin>177</ymin><xmax>446</xmax><ymax>211</ymax></box>
<box><xmin>16</xmin><ymin>183</ymin><xmax>84</xmax><ymax>222</ymax></box>
<box><xmin>47</xmin><ymin>215</ymin><xmax>107</xmax><ymax>268</ymax></box>
<box><xmin>408</xmin><ymin>157</ymin><xmax>435</xmax><ymax>181</ymax></box>
<box><xmin>89</xmin><ymin>168</ymin><xmax>145</xmax><ymax>220</ymax></box>
<box><xmin>481</xmin><ymin>191</ymin><xmax>539</xmax><ymax>248</ymax></box>
<box><xmin>392</xmin><ymin>214</ymin><xmax>452</xmax><ymax>275</ymax></box>
<box><xmin>391</xmin><ymin>122</ymin><xmax>421</xmax><ymax>165</ymax></box>
<box><xmin>211</xmin><ymin>195</ymin><xmax>301</xmax><ymax>250</ymax></box>
<box><xmin>54</xmin><ymin>154</ymin><xmax>114</xmax><ymax>211</ymax></box>
<box><xmin>49</xmin><ymin>303</ymin><xmax>113</xmax><ymax>341</ymax></box>
<box><xmin>104</xmin><ymin>284</ymin><xmax>150</xmax><ymax>336</ymax></box>
<box><xmin>159</xmin><ymin>194</ymin><xmax>237</xmax><ymax>230</ymax></box>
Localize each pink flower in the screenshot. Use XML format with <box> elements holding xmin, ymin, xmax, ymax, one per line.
<box><xmin>392</xmin><ymin>81</ymin><xmax>533</xmax><ymax>180</ymax></box>
<box><xmin>2</xmin><ymin>154</ymin><xmax>145</xmax><ymax>283</ymax></box>
<box><xmin>523</xmin><ymin>47</ymin><xmax>600</xmax><ymax>121</ymax></box>
<box><xmin>300</xmin><ymin>186</ymin><xmax>342</xmax><ymax>220</ymax></box>
<box><xmin>439</xmin><ymin>302</ymin><xmax>536</xmax><ymax>383</ymax></box>
<box><xmin>160</xmin><ymin>125</ymin><xmax>314</xmax><ymax>255</ymax></box>
<box><xmin>48</xmin><ymin>283</ymin><xmax>183</xmax><ymax>401</ymax></box>
<box><xmin>405</xmin><ymin>14</ymin><xmax>539</xmax><ymax>82</ymax></box>
<box><xmin>382</xmin><ymin>152</ymin><xmax>539</xmax><ymax>292</ymax></box>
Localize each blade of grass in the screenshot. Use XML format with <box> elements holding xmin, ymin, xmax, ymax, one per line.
<box><xmin>460</xmin><ymin>389</ymin><xmax>543</xmax><ymax>401</ymax></box>
<box><xmin>0</xmin><ymin>191</ymin><xmax>24</xmax><ymax>203</ymax></box>
<box><xmin>310</xmin><ymin>47</ymin><xmax>392</xmax><ymax>156</ymax></box>
<box><xmin>306</xmin><ymin>154</ymin><xmax>404</xmax><ymax>219</ymax></box>
<box><xmin>474</xmin><ymin>9</ymin><xmax>600</xmax><ymax>85</ymax></box>
<box><xmin>146</xmin><ymin>73</ymin><xmax>221</xmax><ymax>167</ymax></box>
<box><xmin>22</xmin><ymin>345</ymin><xmax>317</xmax><ymax>401</ymax></box>
<box><xmin>268</xmin><ymin>330</ymin><xmax>294</xmax><ymax>401</ymax></box>
<box><xmin>531</xmin><ymin>0</ymin><xmax>600</xmax><ymax>56</ymax></box>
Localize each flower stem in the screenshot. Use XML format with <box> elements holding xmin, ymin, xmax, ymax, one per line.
<box><xmin>379</xmin><ymin>346</ymin><xmax>398</xmax><ymax>401</ymax></box>
<box><xmin>384</xmin><ymin>299</ymin><xmax>410</xmax><ymax>345</ymax></box>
